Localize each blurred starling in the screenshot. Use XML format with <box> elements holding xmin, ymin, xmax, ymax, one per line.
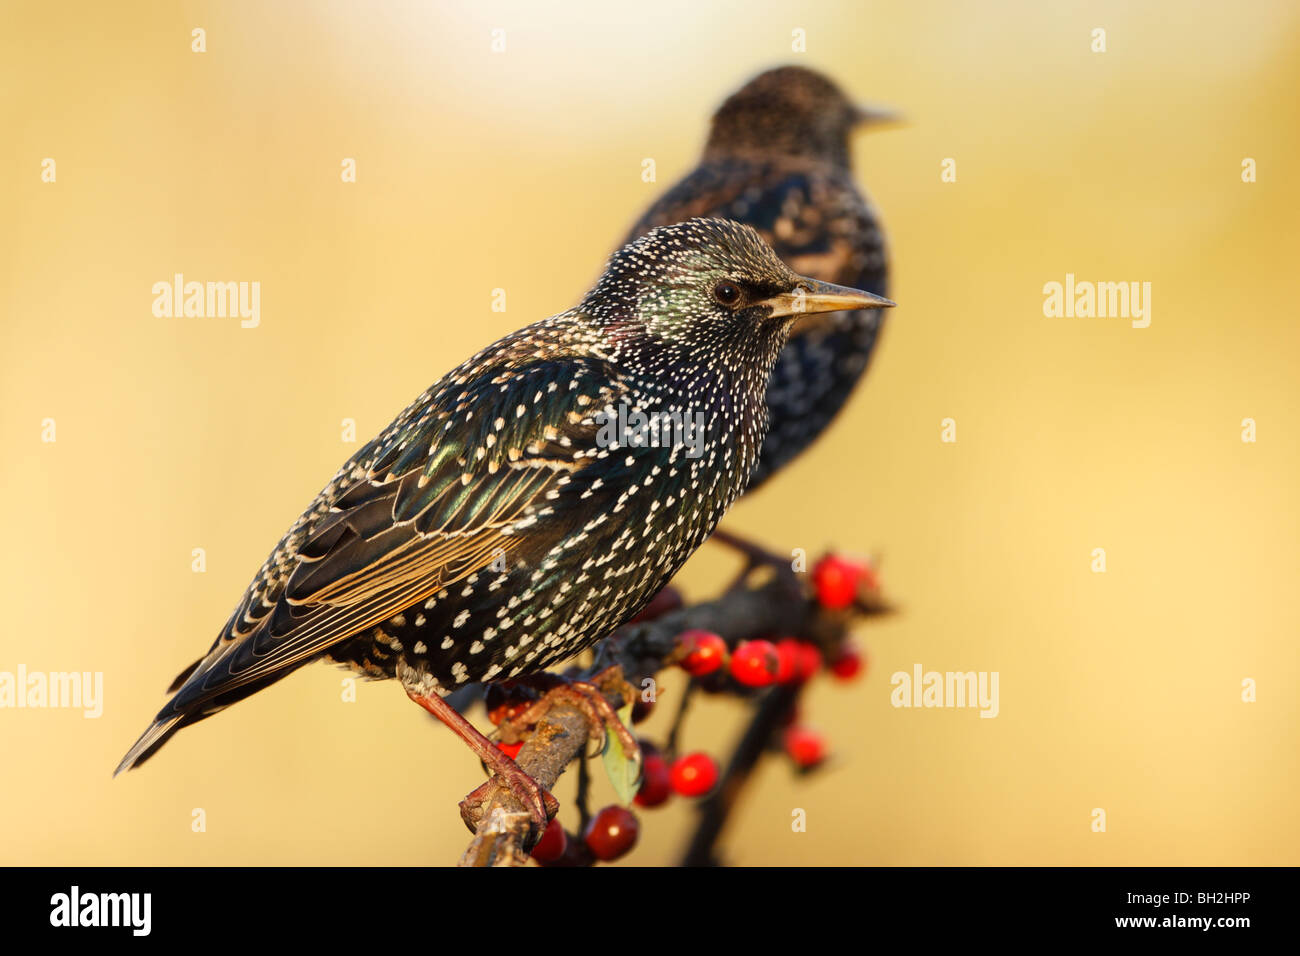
<box><xmin>625</xmin><ymin>65</ymin><xmax>897</xmax><ymax>492</ymax></box>
<box><xmin>116</xmin><ymin>218</ymin><xmax>893</xmax><ymax>828</ymax></box>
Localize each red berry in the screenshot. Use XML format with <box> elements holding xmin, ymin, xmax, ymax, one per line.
<box><xmin>774</xmin><ymin>638</ymin><xmax>802</xmax><ymax>683</ymax></box>
<box><xmin>795</xmin><ymin>642</ymin><xmax>823</xmax><ymax>682</ymax></box>
<box><xmin>584</xmin><ymin>805</ymin><xmax>639</xmax><ymax>861</ymax></box>
<box><xmin>730</xmin><ymin>639</ymin><xmax>780</xmax><ymax>687</ymax></box>
<box><xmin>497</xmin><ymin>740</ymin><xmax>523</xmax><ymax>760</ymax></box>
<box><xmin>677</xmin><ymin>629</ymin><xmax>727</xmax><ymax>676</ymax></box>
<box><xmin>530</xmin><ymin>817</ymin><xmax>567</xmax><ymax>863</ymax></box>
<box><xmin>634</xmin><ymin>754</ymin><xmax>672</xmax><ymax>808</ymax></box>
<box><xmin>812</xmin><ymin>554</ymin><xmax>867</xmax><ymax>610</ymax></box>
<box><xmin>830</xmin><ymin>642</ymin><xmax>866</xmax><ymax>680</ymax></box>
<box><xmin>784</xmin><ymin>726</ymin><xmax>827</xmax><ymax>769</ymax></box>
<box><xmin>489</xmin><ymin>701</ymin><xmax>531</xmax><ymax>726</ymax></box>
<box><xmin>670</xmin><ymin>752</ymin><xmax>719</xmax><ymax>797</ymax></box>
<box><xmin>486</xmin><ymin>683</ymin><xmax>533</xmax><ymax>726</ymax></box>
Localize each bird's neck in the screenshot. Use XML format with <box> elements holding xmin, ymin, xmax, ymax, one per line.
<box><xmin>702</xmin><ymin>126</ymin><xmax>852</xmax><ymax>170</ymax></box>
<box><xmin>595</xmin><ymin>325</ymin><xmax>780</xmax><ymax>478</ymax></box>
<box><xmin>599</xmin><ymin>323</ymin><xmax>780</xmax><ymax>400</ymax></box>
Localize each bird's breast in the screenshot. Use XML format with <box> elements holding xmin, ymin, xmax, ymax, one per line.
<box><xmin>329</xmin><ymin>379</ymin><xmax>758</xmax><ymax>694</ymax></box>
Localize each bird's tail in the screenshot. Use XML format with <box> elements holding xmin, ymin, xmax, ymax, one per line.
<box><xmin>114</xmin><ymin>648</ymin><xmax>305</xmax><ymax>776</ymax></box>
<box><xmin>113</xmin><ymin>713</ymin><xmax>187</xmax><ymax>777</ymax></box>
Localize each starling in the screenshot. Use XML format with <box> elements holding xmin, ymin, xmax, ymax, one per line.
<box><xmin>116</xmin><ymin>218</ymin><xmax>893</xmax><ymax>829</ymax></box>
<box><xmin>625</xmin><ymin>65</ymin><xmax>897</xmax><ymax>493</ymax></box>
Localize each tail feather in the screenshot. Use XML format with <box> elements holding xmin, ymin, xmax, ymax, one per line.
<box><xmin>113</xmin><ymin>714</ymin><xmax>187</xmax><ymax>777</ymax></box>
<box><xmin>115</xmin><ymin>652</ymin><xmax>313</xmax><ymax>776</ymax></box>
<box><xmin>166</xmin><ymin>658</ymin><xmax>203</xmax><ymax>693</ymax></box>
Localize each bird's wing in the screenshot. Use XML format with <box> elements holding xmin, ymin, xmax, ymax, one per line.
<box><xmin>159</xmin><ymin>348</ymin><xmax>623</xmax><ymax>719</ymax></box>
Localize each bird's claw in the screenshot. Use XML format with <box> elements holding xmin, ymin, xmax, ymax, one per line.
<box><xmin>507</xmin><ymin>667</ymin><xmax>643</xmax><ymax>774</ymax></box>
<box><xmin>459</xmin><ymin>765</ymin><xmax>559</xmax><ymax>841</ymax></box>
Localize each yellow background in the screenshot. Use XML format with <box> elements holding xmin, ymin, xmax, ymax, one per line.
<box><xmin>2</xmin><ymin>0</ymin><xmax>1297</xmax><ymax>865</ymax></box>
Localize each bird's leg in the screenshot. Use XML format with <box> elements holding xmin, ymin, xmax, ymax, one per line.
<box><xmin>505</xmin><ymin>666</ymin><xmax>642</xmax><ymax>772</ymax></box>
<box><xmin>404</xmin><ymin>686</ymin><xmax>558</xmax><ymax>837</ymax></box>
<box><xmin>711</xmin><ymin>526</ymin><xmax>797</xmax><ymax>590</ymax></box>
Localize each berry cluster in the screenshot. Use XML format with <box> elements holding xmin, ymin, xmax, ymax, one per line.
<box><xmin>533</xmin><ymin>743</ymin><xmax>724</xmax><ymax>865</ymax></box>
<box><xmin>658</xmin><ymin>555</ymin><xmax>877</xmax><ymax>781</ymax></box>
<box><xmin>633</xmin><ymin>739</ymin><xmax>721</xmax><ymax>807</ymax></box>
<box><xmin>675</xmin><ymin>631</ymin><xmax>866</xmax><ymax>693</ymax></box>
<box><xmin>524</xmin><ymin>554</ymin><xmax>879</xmax><ymax>865</ymax></box>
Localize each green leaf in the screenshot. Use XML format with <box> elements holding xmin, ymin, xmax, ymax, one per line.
<box><xmin>601</xmin><ymin>701</ymin><xmax>641</xmax><ymax>806</ymax></box>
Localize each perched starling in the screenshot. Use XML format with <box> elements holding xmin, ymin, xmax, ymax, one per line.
<box><xmin>625</xmin><ymin>65</ymin><xmax>897</xmax><ymax>492</ymax></box>
<box><xmin>116</xmin><ymin>218</ymin><xmax>893</xmax><ymax>827</ymax></box>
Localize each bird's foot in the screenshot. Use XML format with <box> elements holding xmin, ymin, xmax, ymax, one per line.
<box><xmin>458</xmin><ymin>767</ymin><xmax>560</xmax><ymax>838</ymax></box>
<box><xmin>404</xmin><ymin>683</ymin><xmax>558</xmax><ymax>839</ymax></box>
<box><xmin>506</xmin><ymin>666</ymin><xmax>642</xmax><ymax>772</ymax></box>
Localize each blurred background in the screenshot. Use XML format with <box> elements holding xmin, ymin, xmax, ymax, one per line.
<box><xmin>2</xmin><ymin>0</ymin><xmax>1298</xmax><ymax>865</ymax></box>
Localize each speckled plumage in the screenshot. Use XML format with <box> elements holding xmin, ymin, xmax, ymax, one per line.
<box><xmin>116</xmin><ymin>217</ymin><xmax>889</xmax><ymax>775</ymax></box>
<box><xmin>626</xmin><ymin>66</ymin><xmax>893</xmax><ymax>491</ymax></box>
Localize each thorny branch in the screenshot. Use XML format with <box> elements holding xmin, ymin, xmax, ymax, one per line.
<box><xmin>455</xmin><ymin>565</ymin><xmax>890</xmax><ymax>867</ymax></box>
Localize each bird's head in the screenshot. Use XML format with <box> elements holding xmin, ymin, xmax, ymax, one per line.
<box><xmin>704</xmin><ymin>65</ymin><xmax>900</xmax><ymax>166</ymax></box>
<box><xmin>583</xmin><ymin>218</ymin><xmax>893</xmax><ymax>363</ymax></box>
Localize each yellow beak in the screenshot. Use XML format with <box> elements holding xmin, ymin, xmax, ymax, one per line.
<box><xmin>756</xmin><ymin>277</ymin><xmax>895</xmax><ymax>319</ymax></box>
<box><xmin>854</xmin><ymin>102</ymin><xmax>906</xmax><ymax>128</ymax></box>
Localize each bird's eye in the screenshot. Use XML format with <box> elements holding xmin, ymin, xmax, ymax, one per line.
<box><xmin>712</xmin><ymin>280</ymin><xmax>743</xmax><ymax>307</ymax></box>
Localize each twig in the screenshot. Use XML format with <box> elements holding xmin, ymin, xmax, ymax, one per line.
<box><xmin>456</xmin><ymin>571</ymin><xmax>891</xmax><ymax>866</ymax></box>
<box><xmin>664</xmin><ymin>678</ymin><xmax>696</xmax><ymax>757</ymax></box>
<box><xmin>456</xmin><ymin>701</ymin><xmax>589</xmax><ymax>867</ymax></box>
<box><xmin>680</xmin><ymin>681</ymin><xmax>802</xmax><ymax>866</ymax></box>
<box><xmin>575</xmin><ymin>751</ymin><xmax>592</xmax><ymax>834</ymax></box>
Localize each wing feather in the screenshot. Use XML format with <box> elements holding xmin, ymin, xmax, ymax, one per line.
<box><xmin>152</xmin><ymin>351</ymin><xmax>621</xmax><ymax>721</ymax></box>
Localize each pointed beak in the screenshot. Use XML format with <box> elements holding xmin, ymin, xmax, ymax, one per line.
<box><xmin>756</xmin><ymin>277</ymin><xmax>895</xmax><ymax>319</ymax></box>
<box><xmin>852</xmin><ymin>101</ymin><xmax>905</xmax><ymax>128</ymax></box>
